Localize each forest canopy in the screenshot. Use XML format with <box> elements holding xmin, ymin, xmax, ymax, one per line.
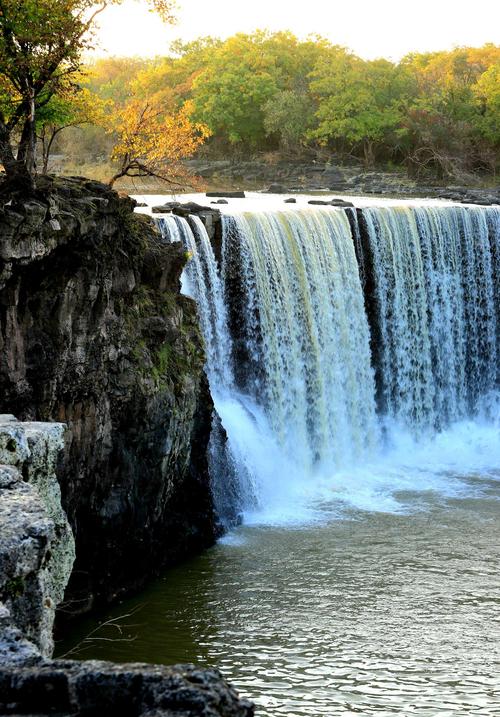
<box><xmin>2</xmin><ymin>17</ymin><xmax>499</xmax><ymax>183</ymax></box>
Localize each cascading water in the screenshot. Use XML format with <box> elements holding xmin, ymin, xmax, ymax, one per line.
<box><xmin>157</xmin><ymin>203</ymin><xmax>500</xmax><ymax>525</ymax></box>
<box><xmin>361</xmin><ymin>205</ymin><xmax>498</xmax><ymax>430</ymax></box>
<box><xmin>222</xmin><ymin>210</ymin><xmax>379</xmax><ymax>470</ymax></box>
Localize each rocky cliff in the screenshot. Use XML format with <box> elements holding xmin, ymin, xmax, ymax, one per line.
<box><xmin>0</xmin><ymin>417</ymin><xmax>253</xmax><ymax>717</ymax></box>
<box><xmin>0</xmin><ymin>416</ymin><xmax>74</xmax><ymax>660</ymax></box>
<box><xmin>0</xmin><ymin>176</ymin><xmax>217</xmax><ymax>617</ymax></box>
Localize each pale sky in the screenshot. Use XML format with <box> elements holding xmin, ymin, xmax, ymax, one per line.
<box><xmin>92</xmin><ymin>0</ymin><xmax>500</xmax><ymax>61</ymax></box>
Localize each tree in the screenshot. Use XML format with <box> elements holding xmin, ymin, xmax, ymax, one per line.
<box><xmin>400</xmin><ymin>45</ymin><xmax>500</xmax><ymax>178</ymax></box>
<box><xmin>106</xmin><ymin>99</ymin><xmax>210</xmax><ymax>188</ymax></box>
<box><xmin>310</xmin><ymin>51</ymin><xmax>411</xmax><ymax>165</ymax></box>
<box><xmin>36</xmin><ymin>87</ymin><xmax>108</xmax><ymax>174</ymax></box>
<box><xmin>473</xmin><ymin>63</ymin><xmax>500</xmax><ymax>145</ymax></box>
<box><xmin>189</xmin><ymin>33</ymin><xmax>280</xmax><ymax>148</ymax></box>
<box><xmin>0</xmin><ymin>0</ymin><xmax>176</xmax><ymax>185</ymax></box>
<box><xmin>263</xmin><ymin>90</ymin><xmax>314</xmax><ymax>153</ymax></box>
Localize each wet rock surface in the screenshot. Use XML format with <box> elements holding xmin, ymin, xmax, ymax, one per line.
<box><xmin>0</xmin><ymin>176</ymin><xmax>217</xmax><ymax>617</ymax></box>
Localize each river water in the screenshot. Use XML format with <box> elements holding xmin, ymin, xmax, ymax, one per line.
<box><xmin>57</xmin><ymin>458</ymin><xmax>500</xmax><ymax>716</ymax></box>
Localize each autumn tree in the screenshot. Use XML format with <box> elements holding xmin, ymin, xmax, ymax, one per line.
<box><xmin>0</xmin><ymin>0</ymin><xmax>176</xmax><ymax>185</ymax></box>
<box><xmin>106</xmin><ymin>99</ymin><xmax>210</xmax><ymax>188</ymax></box>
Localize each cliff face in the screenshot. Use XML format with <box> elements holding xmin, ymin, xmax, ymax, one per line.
<box><xmin>0</xmin><ymin>176</ymin><xmax>217</xmax><ymax>616</ymax></box>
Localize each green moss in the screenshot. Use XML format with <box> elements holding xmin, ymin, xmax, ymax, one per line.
<box><xmin>4</xmin><ymin>576</ymin><xmax>25</xmax><ymax>598</ymax></box>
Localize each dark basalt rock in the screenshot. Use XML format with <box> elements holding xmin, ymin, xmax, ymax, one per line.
<box><xmin>211</xmin><ymin>199</ymin><xmax>229</xmax><ymax>205</ymax></box>
<box><xmin>172</xmin><ymin>201</ymin><xmax>219</xmax><ymax>216</ymax></box>
<box><xmin>206</xmin><ymin>191</ymin><xmax>245</xmax><ymax>198</ymax></box>
<box><xmin>308</xmin><ymin>199</ymin><xmax>330</xmax><ymax>205</ymax></box>
<box><xmin>0</xmin><ymin>176</ymin><xmax>217</xmax><ymax>618</ymax></box>
<box><xmin>151</xmin><ymin>202</ymin><xmax>181</xmax><ymax>213</ymax></box>
<box><xmin>265</xmin><ymin>184</ymin><xmax>289</xmax><ymax>194</ymax></box>
<box><xmin>329</xmin><ymin>198</ymin><xmax>355</xmax><ymax>207</ymax></box>
<box><xmin>0</xmin><ymin>660</ymin><xmax>255</xmax><ymax>716</ymax></box>
<box><xmin>284</xmin><ymin>198</ymin><xmax>297</xmax><ymax>203</ymax></box>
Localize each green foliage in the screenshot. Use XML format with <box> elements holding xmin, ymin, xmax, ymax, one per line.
<box><xmin>473</xmin><ymin>63</ymin><xmax>500</xmax><ymax>145</ymax></box>
<box><xmin>263</xmin><ymin>90</ymin><xmax>314</xmax><ymax>151</ymax></box>
<box><xmin>3</xmin><ymin>14</ymin><xmax>497</xmax><ymax>181</ymax></box>
<box><xmin>0</xmin><ymin>0</ymin><xmax>176</xmax><ymax>179</ymax></box>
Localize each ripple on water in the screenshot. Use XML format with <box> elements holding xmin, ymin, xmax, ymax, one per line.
<box><xmin>56</xmin><ymin>481</ymin><xmax>500</xmax><ymax>717</ymax></box>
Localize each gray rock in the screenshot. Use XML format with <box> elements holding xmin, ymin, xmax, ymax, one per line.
<box><xmin>0</xmin><ymin>419</ymin><xmax>74</xmax><ymax>659</ymax></box>
<box><xmin>152</xmin><ymin>202</ymin><xmax>181</xmax><ymax>213</ymax></box>
<box><xmin>265</xmin><ymin>184</ymin><xmax>289</xmax><ymax>194</ymax></box>
<box><xmin>329</xmin><ymin>199</ymin><xmax>355</xmax><ymax>208</ymax></box>
<box><xmin>206</xmin><ymin>191</ymin><xmax>245</xmax><ymax>198</ymax></box>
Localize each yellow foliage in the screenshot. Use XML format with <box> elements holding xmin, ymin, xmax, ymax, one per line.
<box><xmin>107</xmin><ymin>98</ymin><xmax>211</xmax><ymax>187</ymax></box>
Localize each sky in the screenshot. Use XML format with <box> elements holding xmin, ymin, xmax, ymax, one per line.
<box><xmin>92</xmin><ymin>0</ymin><xmax>500</xmax><ymax>61</ymax></box>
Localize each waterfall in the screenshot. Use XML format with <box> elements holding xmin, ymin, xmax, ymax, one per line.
<box><xmin>157</xmin><ymin>203</ymin><xmax>500</xmax><ymax>524</ymax></box>
<box><xmin>222</xmin><ymin>210</ymin><xmax>379</xmax><ymax>472</ymax></box>
<box><xmin>360</xmin><ymin>205</ymin><xmax>499</xmax><ymax>430</ymax></box>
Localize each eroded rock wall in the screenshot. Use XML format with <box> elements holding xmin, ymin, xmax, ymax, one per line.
<box><xmin>0</xmin><ymin>177</ymin><xmax>217</xmax><ymax>616</ymax></box>
<box><xmin>0</xmin><ymin>416</ymin><xmax>74</xmax><ymax>660</ymax></box>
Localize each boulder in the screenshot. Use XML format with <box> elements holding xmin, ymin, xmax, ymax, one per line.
<box><xmin>0</xmin><ymin>661</ymin><xmax>254</xmax><ymax>716</ymax></box>
<box><xmin>265</xmin><ymin>184</ymin><xmax>289</xmax><ymax>194</ymax></box>
<box><xmin>151</xmin><ymin>202</ymin><xmax>181</xmax><ymax>213</ymax></box>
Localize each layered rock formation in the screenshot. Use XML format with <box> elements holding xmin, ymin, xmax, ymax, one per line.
<box><xmin>0</xmin><ymin>176</ymin><xmax>217</xmax><ymax>616</ymax></box>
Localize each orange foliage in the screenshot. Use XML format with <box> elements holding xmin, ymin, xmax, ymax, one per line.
<box><xmin>107</xmin><ymin>99</ymin><xmax>211</xmax><ymax>187</ymax></box>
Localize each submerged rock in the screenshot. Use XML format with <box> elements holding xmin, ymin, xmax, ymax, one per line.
<box><xmin>206</xmin><ymin>191</ymin><xmax>245</xmax><ymax>198</ymax></box>
<box><xmin>265</xmin><ymin>184</ymin><xmax>289</xmax><ymax>194</ymax></box>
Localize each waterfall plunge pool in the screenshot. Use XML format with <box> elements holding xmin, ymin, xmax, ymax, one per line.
<box><xmin>56</xmin><ymin>469</ymin><xmax>500</xmax><ymax>716</ymax></box>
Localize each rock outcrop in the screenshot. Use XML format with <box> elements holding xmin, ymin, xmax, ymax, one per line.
<box><xmin>0</xmin><ymin>661</ymin><xmax>254</xmax><ymax>716</ymax></box>
<box><xmin>0</xmin><ymin>416</ymin><xmax>74</xmax><ymax>661</ymax></box>
<box><xmin>0</xmin><ymin>176</ymin><xmax>217</xmax><ymax>617</ymax></box>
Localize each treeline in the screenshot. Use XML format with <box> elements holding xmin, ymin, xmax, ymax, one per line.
<box><xmin>49</xmin><ymin>32</ymin><xmax>500</xmax><ymax>180</ymax></box>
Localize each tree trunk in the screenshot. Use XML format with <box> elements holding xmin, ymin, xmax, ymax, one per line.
<box><xmin>0</xmin><ymin>120</ymin><xmax>33</xmax><ymax>186</ymax></box>
<box><xmin>363</xmin><ymin>140</ymin><xmax>375</xmax><ymax>167</ymax></box>
<box><xmin>17</xmin><ymin>116</ymin><xmax>36</xmax><ymax>174</ymax></box>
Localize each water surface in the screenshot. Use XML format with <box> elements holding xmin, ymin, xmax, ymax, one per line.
<box><xmin>58</xmin><ymin>479</ymin><xmax>500</xmax><ymax>716</ymax></box>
